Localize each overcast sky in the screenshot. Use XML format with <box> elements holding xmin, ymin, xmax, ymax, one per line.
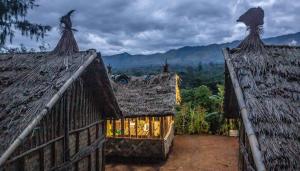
<box><xmin>11</xmin><ymin>0</ymin><xmax>300</xmax><ymax>55</ymax></box>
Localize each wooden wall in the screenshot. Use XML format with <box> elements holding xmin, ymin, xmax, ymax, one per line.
<box><xmin>238</xmin><ymin>120</ymin><xmax>256</xmax><ymax>171</ymax></box>
<box><xmin>3</xmin><ymin>79</ymin><xmax>106</xmax><ymax>171</ymax></box>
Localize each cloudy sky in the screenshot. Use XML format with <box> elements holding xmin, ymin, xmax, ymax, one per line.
<box><xmin>11</xmin><ymin>0</ymin><xmax>300</xmax><ymax>55</ymax></box>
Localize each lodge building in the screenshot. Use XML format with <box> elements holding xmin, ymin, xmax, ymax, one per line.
<box><xmin>105</xmin><ymin>72</ymin><xmax>181</xmax><ymax>160</ymax></box>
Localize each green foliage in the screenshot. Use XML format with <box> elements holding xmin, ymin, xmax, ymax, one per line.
<box><xmin>175</xmin><ymin>83</ymin><xmax>235</xmax><ymax>135</ymax></box>
<box><xmin>0</xmin><ymin>0</ymin><xmax>51</xmax><ymax>46</ymax></box>
<box><xmin>205</xmin><ymin>112</ymin><xmax>223</xmax><ymax>134</ymax></box>
<box><xmin>175</xmin><ymin>103</ymin><xmax>208</xmax><ymax>134</ymax></box>
<box><xmin>112</xmin><ymin>63</ymin><xmax>225</xmax><ymax>93</ymax></box>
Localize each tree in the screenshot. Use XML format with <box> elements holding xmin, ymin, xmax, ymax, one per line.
<box><xmin>0</xmin><ymin>0</ymin><xmax>51</xmax><ymax>47</ymax></box>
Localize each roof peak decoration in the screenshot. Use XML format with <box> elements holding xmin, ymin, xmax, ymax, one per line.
<box><xmin>237</xmin><ymin>7</ymin><xmax>266</xmax><ymax>53</ymax></box>
<box><xmin>107</xmin><ymin>64</ymin><xmax>112</xmax><ymax>74</ymax></box>
<box><xmin>163</xmin><ymin>58</ymin><xmax>169</xmax><ymax>73</ymax></box>
<box><xmin>236</xmin><ymin>7</ymin><xmax>270</xmax><ymax>73</ymax></box>
<box><xmin>52</xmin><ymin>10</ymin><xmax>79</xmax><ymax>55</ymax></box>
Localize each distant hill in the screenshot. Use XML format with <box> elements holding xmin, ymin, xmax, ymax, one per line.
<box><xmin>102</xmin><ymin>32</ymin><xmax>300</xmax><ymax>69</ymax></box>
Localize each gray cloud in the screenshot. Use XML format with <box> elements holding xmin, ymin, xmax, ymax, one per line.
<box><xmin>8</xmin><ymin>0</ymin><xmax>300</xmax><ymax>55</ymax></box>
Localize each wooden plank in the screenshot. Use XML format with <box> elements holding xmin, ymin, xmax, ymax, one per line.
<box><xmin>39</xmin><ymin>148</ymin><xmax>44</xmax><ymax>171</ymax></box>
<box><xmin>83</xmin><ymin>89</ymin><xmax>87</xmax><ymax>127</ymax></box>
<box><xmin>16</xmin><ymin>157</ymin><xmax>25</xmax><ymax>171</ymax></box>
<box><xmin>95</xmin><ymin>123</ymin><xmax>99</xmax><ymax>170</ymax></box>
<box><xmin>80</xmin><ymin>81</ymin><xmax>85</xmax><ymax>128</ymax></box>
<box><xmin>6</xmin><ymin>120</ymin><xmax>101</xmax><ymax>164</ymax></box>
<box><xmin>69</xmin><ymin>84</ymin><xmax>76</xmax><ymax>130</ymax></box>
<box><xmin>51</xmin><ymin>142</ymin><xmax>56</xmax><ymax>167</ymax></box>
<box><xmin>53</xmin><ymin>136</ymin><xmax>105</xmax><ymax>170</ymax></box>
<box><xmin>88</xmin><ymin>128</ymin><xmax>92</xmax><ymax>171</ymax></box>
<box><xmin>63</xmin><ymin>94</ymin><xmax>70</xmax><ymax>162</ymax></box>
<box><xmin>75</xmin><ymin>132</ymin><xmax>79</xmax><ymax>171</ymax></box>
<box><xmin>74</xmin><ymin>81</ymin><xmax>81</xmax><ymax>129</ymax></box>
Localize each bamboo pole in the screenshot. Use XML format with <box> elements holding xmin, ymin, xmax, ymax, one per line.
<box><xmin>0</xmin><ymin>50</ymin><xmax>97</xmax><ymax>166</ymax></box>
<box><xmin>222</xmin><ymin>48</ymin><xmax>266</xmax><ymax>171</ymax></box>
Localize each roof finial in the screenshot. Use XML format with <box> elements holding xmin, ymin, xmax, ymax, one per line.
<box><xmin>163</xmin><ymin>58</ymin><xmax>169</xmax><ymax>73</ymax></box>
<box><xmin>237</xmin><ymin>7</ymin><xmax>266</xmax><ymax>52</ymax></box>
<box><xmin>107</xmin><ymin>64</ymin><xmax>112</xmax><ymax>75</ymax></box>
<box><xmin>52</xmin><ymin>10</ymin><xmax>79</xmax><ymax>55</ymax></box>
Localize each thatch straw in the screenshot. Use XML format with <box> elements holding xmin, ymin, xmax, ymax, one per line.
<box><xmin>228</xmin><ymin>45</ymin><xmax>300</xmax><ymax>170</ymax></box>
<box><xmin>111</xmin><ymin>73</ymin><xmax>177</xmax><ymax>117</ymax></box>
<box><xmin>224</xmin><ymin>7</ymin><xmax>300</xmax><ymax>170</ymax></box>
<box><xmin>236</xmin><ymin>7</ymin><xmax>270</xmax><ymax>74</ymax></box>
<box><xmin>52</xmin><ymin>10</ymin><xmax>79</xmax><ymax>55</ymax></box>
<box><xmin>0</xmin><ymin>50</ymin><xmax>120</xmax><ymax>158</ymax></box>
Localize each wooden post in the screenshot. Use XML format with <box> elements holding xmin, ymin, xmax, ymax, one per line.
<box><xmin>75</xmin><ymin>131</ymin><xmax>79</xmax><ymax>171</ymax></box>
<box><xmin>121</xmin><ymin>118</ymin><xmax>124</xmax><ymax>136</ymax></box>
<box><xmin>112</xmin><ymin>119</ymin><xmax>116</xmax><ymax>137</ymax></box>
<box><xmin>16</xmin><ymin>157</ymin><xmax>25</xmax><ymax>171</ymax></box>
<box><xmin>95</xmin><ymin>123</ymin><xmax>99</xmax><ymax>170</ymax></box>
<box><xmin>160</xmin><ymin>117</ymin><xmax>164</xmax><ymax>139</ymax></box>
<box><xmin>149</xmin><ymin>116</ymin><xmax>153</xmax><ymax>137</ymax></box>
<box><xmin>70</xmin><ymin>84</ymin><xmax>77</xmax><ymax>130</ymax></box>
<box><xmin>135</xmin><ymin>118</ymin><xmax>138</xmax><ymax>138</ymax></box>
<box><xmin>128</xmin><ymin>119</ymin><xmax>131</xmax><ymax>137</ymax></box>
<box><xmin>63</xmin><ymin>94</ymin><xmax>70</xmax><ymax>162</ymax></box>
<box><xmin>39</xmin><ymin>148</ymin><xmax>44</xmax><ymax>171</ymax></box>
<box><xmin>80</xmin><ymin>85</ymin><xmax>85</xmax><ymax>127</ymax></box>
<box><xmin>87</xmin><ymin>128</ymin><xmax>91</xmax><ymax>171</ymax></box>
<box><xmin>51</xmin><ymin>142</ymin><xmax>56</xmax><ymax>168</ymax></box>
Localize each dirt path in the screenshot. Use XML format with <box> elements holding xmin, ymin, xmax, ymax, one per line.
<box><xmin>105</xmin><ymin>135</ymin><xmax>239</xmax><ymax>171</ymax></box>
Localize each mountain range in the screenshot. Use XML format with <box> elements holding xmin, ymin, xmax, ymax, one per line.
<box><xmin>103</xmin><ymin>32</ymin><xmax>300</xmax><ymax>69</ymax></box>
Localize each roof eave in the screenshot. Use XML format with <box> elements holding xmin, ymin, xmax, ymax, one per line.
<box><xmin>222</xmin><ymin>48</ymin><xmax>266</xmax><ymax>171</ymax></box>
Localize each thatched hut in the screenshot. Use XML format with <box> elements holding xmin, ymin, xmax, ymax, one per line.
<box><xmin>105</xmin><ymin>72</ymin><xmax>181</xmax><ymax>161</ymax></box>
<box><xmin>223</xmin><ymin>7</ymin><xmax>300</xmax><ymax>171</ymax></box>
<box><xmin>0</xmin><ymin>50</ymin><xmax>121</xmax><ymax>171</ymax></box>
<box><xmin>0</xmin><ymin>10</ymin><xmax>121</xmax><ymax>171</ymax></box>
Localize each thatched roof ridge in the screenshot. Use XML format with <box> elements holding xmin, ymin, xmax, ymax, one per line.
<box><xmin>111</xmin><ymin>73</ymin><xmax>177</xmax><ymax>117</ymax></box>
<box><xmin>224</xmin><ymin>45</ymin><xmax>300</xmax><ymax>170</ymax></box>
<box><xmin>0</xmin><ymin>50</ymin><xmax>121</xmax><ymax>157</ymax></box>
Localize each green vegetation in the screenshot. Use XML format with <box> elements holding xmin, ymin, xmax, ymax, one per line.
<box><xmin>0</xmin><ymin>0</ymin><xmax>51</xmax><ymax>47</ymax></box>
<box><xmin>113</xmin><ymin>63</ymin><xmax>224</xmax><ymax>93</ymax></box>
<box><xmin>175</xmin><ymin>84</ymin><xmax>232</xmax><ymax>135</ymax></box>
